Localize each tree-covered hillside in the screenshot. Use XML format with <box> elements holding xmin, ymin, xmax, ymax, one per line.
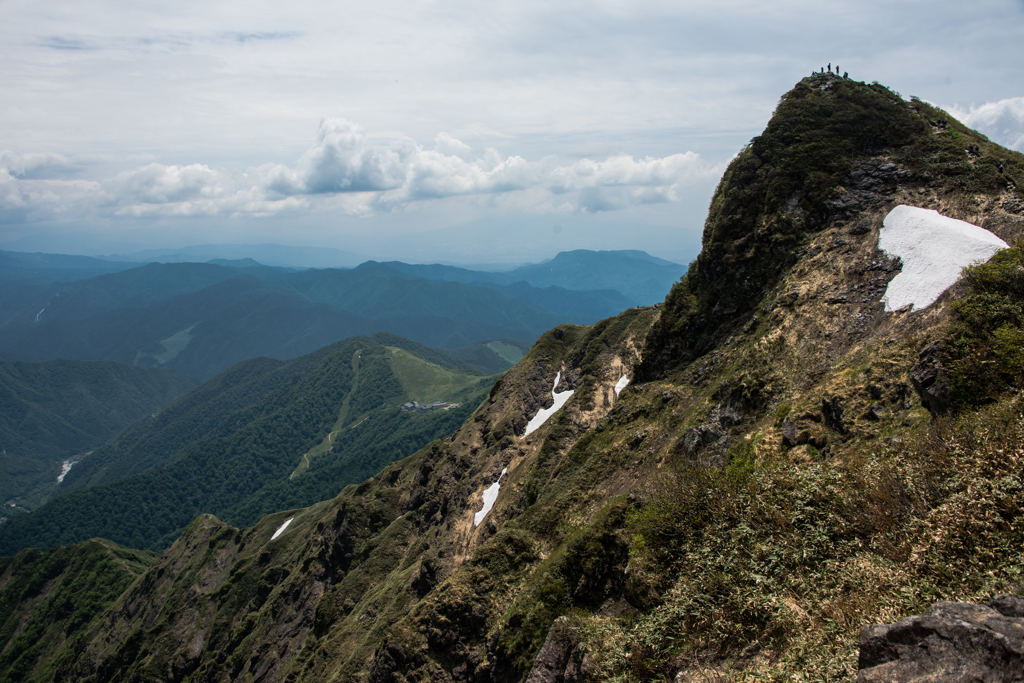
<box><xmin>0</xmin><ymin>359</ymin><xmax>197</xmax><ymax>511</ymax></box>
<box><xmin>0</xmin><ymin>335</ymin><xmax>498</xmax><ymax>555</ymax></box>
<box><xmin>0</xmin><ymin>540</ymin><xmax>154</xmax><ymax>683</ymax></box>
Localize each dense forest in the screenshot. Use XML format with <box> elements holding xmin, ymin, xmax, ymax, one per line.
<box><xmin>0</xmin><ymin>337</ymin><xmax>497</xmax><ymax>554</ymax></box>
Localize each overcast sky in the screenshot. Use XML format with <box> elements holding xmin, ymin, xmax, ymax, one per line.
<box><xmin>1</xmin><ymin>0</ymin><xmax>1022</xmax><ymax>265</ymax></box>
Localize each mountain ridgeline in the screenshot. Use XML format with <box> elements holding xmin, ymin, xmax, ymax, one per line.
<box><xmin>4</xmin><ymin>74</ymin><xmax>1024</xmax><ymax>682</ymax></box>
<box><xmin>0</xmin><ymin>251</ymin><xmax>682</xmax><ymax>380</ymax></box>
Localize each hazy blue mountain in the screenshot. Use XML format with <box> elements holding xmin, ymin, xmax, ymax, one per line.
<box><xmin>0</xmin><ymin>250</ymin><xmax>143</xmax><ymax>327</ymax></box>
<box><xmin>499</xmin><ymin>249</ymin><xmax>686</xmax><ymax>304</ymax></box>
<box><xmin>385</xmin><ymin>248</ymin><xmax>687</xmax><ymax>305</ymax></box>
<box><xmin>266</xmin><ymin>262</ymin><xmax>582</xmax><ymax>326</ymax></box>
<box><xmin>0</xmin><ymin>250</ymin><xmax>141</xmax><ymax>282</ymax></box>
<box><xmin>0</xmin><ymin>358</ymin><xmax>198</xmax><ymax>511</ymax></box>
<box><xmin>0</xmin><ymin>261</ymin><xmax>600</xmax><ymax>379</ymax></box>
<box><xmin>103</xmin><ymin>242</ymin><xmax>367</xmax><ymax>269</ymax></box>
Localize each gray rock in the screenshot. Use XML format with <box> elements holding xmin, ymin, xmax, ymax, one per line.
<box><xmin>825</xmin><ymin>162</ymin><xmax>909</xmax><ymax>221</ymax></box>
<box><xmin>781</xmin><ymin>418</ymin><xmax>799</xmax><ymax>448</ymax></box>
<box><xmin>680</xmin><ymin>425</ymin><xmax>724</xmax><ymax>455</ymax></box>
<box><xmin>910</xmin><ymin>342</ymin><xmax>952</xmax><ymax>415</ymax></box>
<box><xmin>526</xmin><ymin>617</ymin><xmax>587</xmax><ymax>683</ymax></box>
<box><xmin>990</xmin><ymin>593</ymin><xmax>1024</xmax><ymax>618</ymax></box>
<box><xmin>849</xmin><ymin>218</ymin><xmax>873</xmax><ymax>235</ymax></box>
<box><xmin>857</xmin><ymin>596</ymin><xmax>1024</xmax><ymax>682</ymax></box>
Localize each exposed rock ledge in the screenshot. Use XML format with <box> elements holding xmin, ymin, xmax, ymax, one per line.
<box><xmin>857</xmin><ymin>594</ymin><xmax>1024</xmax><ymax>682</ymax></box>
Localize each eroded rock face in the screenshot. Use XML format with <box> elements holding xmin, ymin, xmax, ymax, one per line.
<box><xmin>826</xmin><ymin>161</ymin><xmax>911</xmax><ymax>222</ymax></box>
<box><xmin>910</xmin><ymin>341</ymin><xmax>953</xmax><ymax>415</ymax></box>
<box><xmin>857</xmin><ymin>595</ymin><xmax>1024</xmax><ymax>682</ymax></box>
<box><xmin>526</xmin><ymin>617</ymin><xmax>587</xmax><ymax>683</ymax></box>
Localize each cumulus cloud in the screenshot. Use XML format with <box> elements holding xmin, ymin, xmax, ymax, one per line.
<box><xmin>104</xmin><ymin>163</ymin><xmax>228</xmax><ymax>204</ymax></box>
<box><xmin>283</xmin><ymin>118</ymin><xmax>716</xmax><ymax>212</ymax></box>
<box><xmin>0</xmin><ymin>118</ymin><xmax>719</xmax><ymax>223</ymax></box>
<box><xmin>948</xmin><ymin>97</ymin><xmax>1024</xmax><ymax>152</ymax></box>
<box><xmin>0</xmin><ymin>151</ymin><xmax>75</xmax><ymax>179</ymax></box>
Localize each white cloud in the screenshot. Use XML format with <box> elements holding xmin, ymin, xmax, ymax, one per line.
<box><xmin>104</xmin><ymin>163</ymin><xmax>228</xmax><ymax>205</ymax></box>
<box><xmin>299</xmin><ymin>119</ymin><xmax>410</xmax><ymax>194</ymax></box>
<box><xmin>0</xmin><ymin>151</ymin><xmax>74</xmax><ymax>179</ymax></box>
<box><xmin>0</xmin><ymin>118</ymin><xmax>718</xmax><ymax>223</ymax></box>
<box><xmin>948</xmin><ymin>97</ymin><xmax>1024</xmax><ymax>152</ymax></box>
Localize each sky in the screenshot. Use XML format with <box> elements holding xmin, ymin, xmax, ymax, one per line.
<box><xmin>1</xmin><ymin>0</ymin><xmax>1022</xmax><ymax>266</ymax></box>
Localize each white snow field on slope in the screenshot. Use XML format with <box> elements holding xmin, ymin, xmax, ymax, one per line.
<box><xmin>614</xmin><ymin>374</ymin><xmax>630</xmax><ymax>397</ymax></box>
<box><xmin>270</xmin><ymin>517</ymin><xmax>293</xmax><ymax>541</ymax></box>
<box><xmin>523</xmin><ymin>371</ymin><xmax>574</xmax><ymax>437</ymax></box>
<box><xmin>474</xmin><ymin>467</ymin><xmax>508</xmax><ymax>526</ymax></box>
<box><xmin>879</xmin><ymin>205</ymin><xmax>1008</xmax><ymax>312</ymax></box>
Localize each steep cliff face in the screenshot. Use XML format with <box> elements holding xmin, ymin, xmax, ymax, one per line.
<box><xmin>31</xmin><ymin>75</ymin><xmax>1024</xmax><ymax>682</ymax></box>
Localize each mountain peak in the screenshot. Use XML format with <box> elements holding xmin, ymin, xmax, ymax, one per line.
<box><xmin>640</xmin><ymin>75</ymin><xmax>1024</xmax><ymax>378</ymax></box>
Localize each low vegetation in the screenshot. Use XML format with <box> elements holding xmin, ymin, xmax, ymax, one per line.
<box><xmin>568</xmin><ymin>396</ymin><xmax>1021</xmax><ymax>681</ymax></box>
<box><xmin>946</xmin><ymin>245</ymin><xmax>1024</xmax><ymax>405</ymax></box>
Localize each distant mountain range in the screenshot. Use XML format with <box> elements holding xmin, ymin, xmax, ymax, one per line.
<box><xmin>0</xmin><ymin>249</ymin><xmax>684</xmax><ymax>379</ymax></box>
<box><xmin>385</xmin><ymin>248</ymin><xmax>686</xmax><ymax>305</ymax></box>
<box><xmin>100</xmin><ymin>243</ymin><xmax>366</xmax><ymax>269</ymax></box>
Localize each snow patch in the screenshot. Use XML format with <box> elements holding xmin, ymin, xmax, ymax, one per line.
<box><xmin>474</xmin><ymin>467</ymin><xmax>507</xmax><ymax>527</ymax></box>
<box><xmin>56</xmin><ymin>460</ymin><xmax>74</xmax><ymax>484</ymax></box>
<box><xmin>614</xmin><ymin>374</ymin><xmax>630</xmax><ymax>397</ymax></box>
<box><xmin>270</xmin><ymin>517</ymin><xmax>293</xmax><ymax>540</ymax></box>
<box><xmin>523</xmin><ymin>371</ymin><xmax>574</xmax><ymax>437</ymax></box>
<box><xmin>879</xmin><ymin>205</ymin><xmax>1008</xmax><ymax>312</ymax></box>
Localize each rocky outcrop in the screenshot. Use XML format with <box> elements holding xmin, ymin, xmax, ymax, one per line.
<box><xmin>826</xmin><ymin>161</ymin><xmax>911</xmax><ymax>222</ymax></box>
<box><xmin>525</xmin><ymin>617</ymin><xmax>587</xmax><ymax>683</ymax></box>
<box><xmin>857</xmin><ymin>595</ymin><xmax>1024</xmax><ymax>682</ymax></box>
<box><xmin>910</xmin><ymin>341</ymin><xmax>953</xmax><ymax>415</ymax></box>
<box><xmin>821</xmin><ymin>396</ymin><xmax>847</xmax><ymax>434</ymax></box>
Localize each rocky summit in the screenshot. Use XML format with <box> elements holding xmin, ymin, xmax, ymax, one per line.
<box><xmin>3</xmin><ymin>72</ymin><xmax>1024</xmax><ymax>682</ymax></box>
